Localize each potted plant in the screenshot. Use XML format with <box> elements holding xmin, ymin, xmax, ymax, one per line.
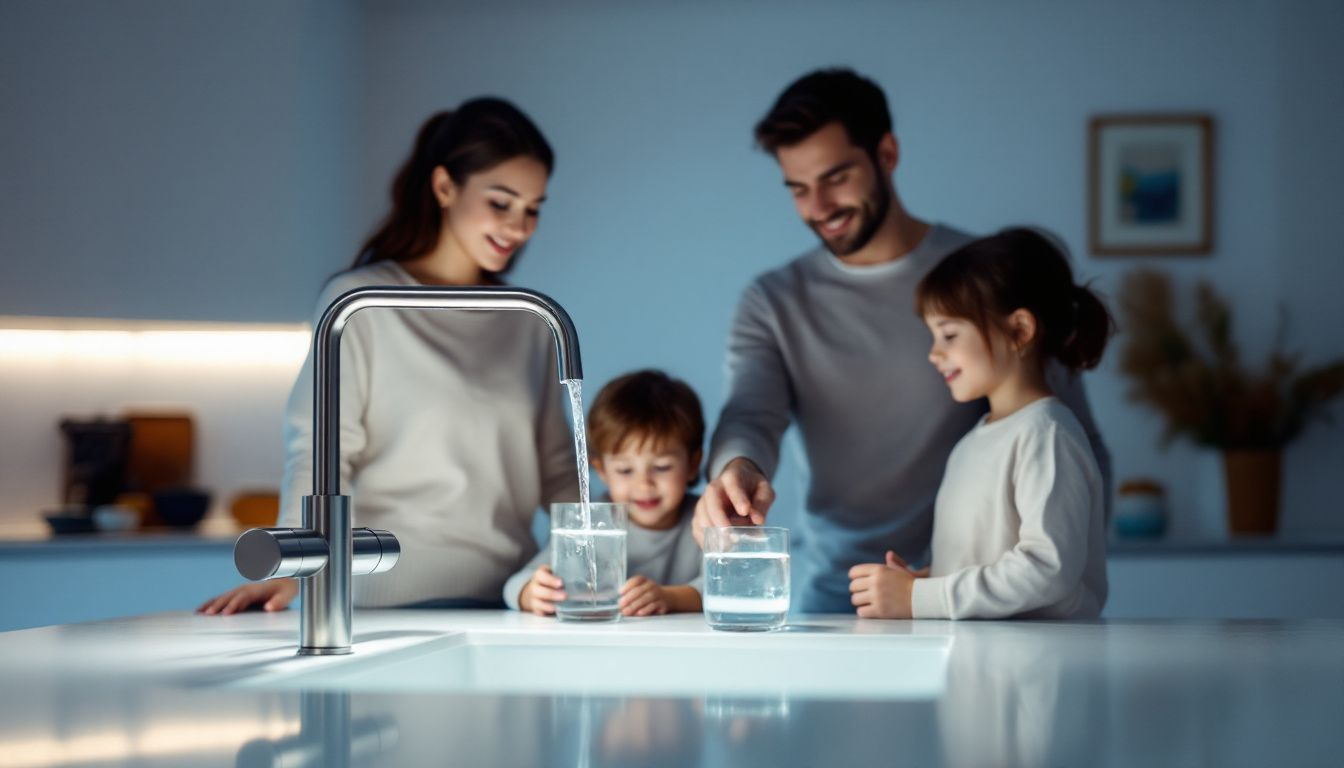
<box><xmin>1115</xmin><ymin>270</ymin><xmax>1344</xmax><ymax>535</ymax></box>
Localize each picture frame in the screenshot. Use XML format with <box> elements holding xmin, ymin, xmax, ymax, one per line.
<box><xmin>1088</xmin><ymin>114</ymin><xmax>1214</xmax><ymax>255</ymax></box>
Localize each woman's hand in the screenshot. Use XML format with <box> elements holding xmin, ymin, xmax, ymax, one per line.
<box><xmin>197</xmin><ymin>578</ymin><xmax>298</xmax><ymax>615</ymax></box>
<box><xmin>519</xmin><ymin>565</ymin><xmax>566</xmax><ymax>616</ymax></box>
<box><xmin>619</xmin><ymin>576</ymin><xmax>671</xmax><ymax>616</ymax></box>
<box><xmin>847</xmin><ymin>551</ymin><xmax>921</xmax><ymax>619</ymax></box>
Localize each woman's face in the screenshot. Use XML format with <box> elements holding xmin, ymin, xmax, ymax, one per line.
<box><xmin>435</xmin><ymin>155</ymin><xmax>549</xmax><ymax>275</ymax></box>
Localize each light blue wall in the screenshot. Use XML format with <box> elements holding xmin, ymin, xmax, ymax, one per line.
<box><xmin>1274</xmin><ymin>0</ymin><xmax>1344</xmax><ymax>525</ymax></box>
<box><xmin>362</xmin><ymin>0</ymin><xmax>1344</xmax><ymax>537</ymax></box>
<box><xmin>0</xmin><ymin>0</ymin><xmax>362</xmax><ymax>321</ymax></box>
<box><xmin>2</xmin><ymin>0</ymin><xmax>1341</xmax><ymax>539</ymax></box>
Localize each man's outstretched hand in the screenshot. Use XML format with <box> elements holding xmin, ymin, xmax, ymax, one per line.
<box><xmin>692</xmin><ymin>457</ymin><xmax>775</xmax><ymax>546</ymax></box>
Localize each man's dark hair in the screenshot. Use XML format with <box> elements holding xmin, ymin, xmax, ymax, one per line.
<box><xmin>754</xmin><ymin>68</ymin><xmax>893</xmax><ymax>157</ymax></box>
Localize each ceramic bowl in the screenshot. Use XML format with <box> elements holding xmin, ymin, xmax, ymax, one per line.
<box><xmin>1114</xmin><ymin>495</ymin><xmax>1168</xmax><ymax>539</ymax></box>
<box><xmin>92</xmin><ymin>505</ymin><xmax>140</xmax><ymax>532</ymax></box>
<box><xmin>43</xmin><ymin>510</ymin><xmax>96</xmax><ymax>535</ymax></box>
<box><xmin>152</xmin><ymin>488</ymin><xmax>212</xmax><ymax>528</ymax></box>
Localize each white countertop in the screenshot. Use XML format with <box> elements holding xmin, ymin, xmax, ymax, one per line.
<box><xmin>1</xmin><ymin>609</ymin><xmax>1341</xmax><ymax>767</ymax></box>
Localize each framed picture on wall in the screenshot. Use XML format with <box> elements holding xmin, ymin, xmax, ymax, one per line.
<box><xmin>1088</xmin><ymin>114</ymin><xmax>1214</xmax><ymax>255</ymax></box>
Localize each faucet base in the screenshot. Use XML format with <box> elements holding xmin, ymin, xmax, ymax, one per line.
<box><xmin>298</xmin><ymin>646</ymin><xmax>353</xmax><ymax>657</ymax></box>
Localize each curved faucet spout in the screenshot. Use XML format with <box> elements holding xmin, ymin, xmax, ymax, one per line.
<box><xmin>312</xmin><ymin>285</ymin><xmax>583</xmax><ymax>496</ymax></box>
<box><xmin>234</xmin><ymin>284</ymin><xmax>583</xmax><ymax>656</ymax></box>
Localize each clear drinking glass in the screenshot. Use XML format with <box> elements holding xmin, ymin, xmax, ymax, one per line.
<box><xmin>551</xmin><ymin>502</ymin><xmax>627</xmax><ymax>622</ymax></box>
<box><xmin>702</xmin><ymin>526</ymin><xmax>790</xmax><ymax>631</ymax></box>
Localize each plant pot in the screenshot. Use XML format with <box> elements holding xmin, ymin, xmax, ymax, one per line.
<box><xmin>1222</xmin><ymin>449</ymin><xmax>1282</xmax><ymax>536</ymax></box>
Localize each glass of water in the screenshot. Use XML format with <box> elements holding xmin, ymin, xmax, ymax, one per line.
<box><xmin>702</xmin><ymin>526</ymin><xmax>790</xmax><ymax>631</ymax></box>
<box><xmin>551</xmin><ymin>502</ymin><xmax>627</xmax><ymax>622</ymax></box>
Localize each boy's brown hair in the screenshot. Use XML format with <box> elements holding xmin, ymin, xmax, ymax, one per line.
<box><xmin>587</xmin><ymin>370</ymin><xmax>704</xmax><ymax>481</ymax></box>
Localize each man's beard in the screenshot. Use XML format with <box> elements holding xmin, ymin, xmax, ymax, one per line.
<box><xmin>811</xmin><ymin>176</ymin><xmax>892</xmax><ymax>257</ymax></box>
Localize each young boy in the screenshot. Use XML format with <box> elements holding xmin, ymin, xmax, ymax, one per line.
<box><xmin>503</xmin><ymin>369</ymin><xmax>706</xmax><ymax>616</ymax></box>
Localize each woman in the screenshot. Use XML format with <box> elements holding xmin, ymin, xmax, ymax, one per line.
<box><xmin>200</xmin><ymin>98</ymin><xmax>579</xmax><ymax>613</ymax></box>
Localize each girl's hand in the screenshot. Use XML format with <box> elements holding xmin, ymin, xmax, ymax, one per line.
<box><xmin>619</xmin><ymin>576</ymin><xmax>670</xmax><ymax>616</ymax></box>
<box><xmin>197</xmin><ymin>579</ymin><xmax>298</xmax><ymax>615</ymax></box>
<box><xmin>848</xmin><ymin>551</ymin><xmax>919</xmax><ymax>619</ymax></box>
<box><xmin>519</xmin><ymin>565</ymin><xmax>566</xmax><ymax>616</ymax></box>
<box><xmin>886</xmin><ymin>551</ymin><xmax>930</xmax><ymax>577</ymax></box>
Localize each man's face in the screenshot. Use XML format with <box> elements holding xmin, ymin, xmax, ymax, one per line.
<box><xmin>776</xmin><ymin>122</ymin><xmax>892</xmax><ymax>257</ymax></box>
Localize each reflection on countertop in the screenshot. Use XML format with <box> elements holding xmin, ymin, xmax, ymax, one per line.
<box><xmin>0</xmin><ymin>611</ymin><xmax>1340</xmax><ymax>767</ymax></box>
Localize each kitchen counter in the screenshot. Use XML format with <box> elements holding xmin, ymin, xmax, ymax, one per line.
<box><xmin>4</xmin><ymin>527</ymin><xmax>1342</xmax><ymax>630</ymax></box>
<box><xmin>0</xmin><ymin>610</ymin><xmax>1340</xmax><ymax>767</ymax></box>
<box><xmin>0</xmin><ymin>516</ymin><xmax>241</xmax><ymax>550</ymax></box>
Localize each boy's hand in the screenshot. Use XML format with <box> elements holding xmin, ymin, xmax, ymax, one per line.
<box><xmin>693</xmin><ymin>457</ymin><xmax>775</xmax><ymax>546</ymax></box>
<box><xmin>197</xmin><ymin>578</ymin><xmax>298</xmax><ymax>615</ymax></box>
<box><xmin>619</xmin><ymin>576</ymin><xmax>670</xmax><ymax>616</ymax></box>
<box><xmin>519</xmin><ymin>565</ymin><xmax>566</xmax><ymax>616</ymax></box>
<box><xmin>848</xmin><ymin>551</ymin><xmax>921</xmax><ymax>619</ymax></box>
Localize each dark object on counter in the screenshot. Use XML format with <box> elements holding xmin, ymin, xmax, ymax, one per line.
<box><xmin>229</xmin><ymin>490</ymin><xmax>281</xmax><ymax>527</ymax></box>
<box><xmin>125</xmin><ymin>412</ymin><xmax>195</xmax><ymax>527</ymax></box>
<box><xmin>1114</xmin><ymin>478</ymin><xmax>1168</xmax><ymax>539</ymax></box>
<box><xmin>59</xmin><ymin>418</ymin><xmax>131</xmax><ymax>507</ymax></box>
<box><xmin>125</xmin><ymin>413</ymin><xmax>194</xmax><ymax>490</ymax></box>
<box><xmin>152</xmin><ymin>488</ymin><xmax>211</xmax><ymax>528</ymax></box>
<box><xmin>43</xmin><ymin>509</ymin><xmax>97</xmax><ymax>535</ymax></box>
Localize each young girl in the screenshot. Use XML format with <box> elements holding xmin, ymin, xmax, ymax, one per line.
<box><xmin>848</xmin><ymin>227</ymin><xmax>1112</xmax><ymax>620</ymax></box>
<box><xmin>200</xmin><ymin>97</ymin><xmax>580</xmax><ymax>614</ymax></box>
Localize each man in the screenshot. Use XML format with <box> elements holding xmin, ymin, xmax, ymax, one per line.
<box><xmin>694</xmin><ymin>68</ymin><xmax>1110</xmax><ymax>612</ymax></box>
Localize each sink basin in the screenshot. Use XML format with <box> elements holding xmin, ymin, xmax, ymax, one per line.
<box><xmin>229</xmin><ymin>629</ymin><xmax>950</xmax><ymax>700</ymax></box>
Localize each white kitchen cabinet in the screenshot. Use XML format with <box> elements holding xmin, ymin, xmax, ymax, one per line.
<box><xmin>0</xmin><ymin>535</ymin><xmax>239</xmax><ymax>632</ymax></box>
<box><xmin>1105</xmin><ymin>540</ymin><xmax>1344</xmax><ymax>619</ymax></box>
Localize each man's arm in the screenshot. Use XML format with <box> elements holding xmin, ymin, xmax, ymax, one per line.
<box><xmin>705</xmin><ymin>282</ymin><xmax>795</xmax><ymax>481</ymax></box>
<box><xmin>695</xmin><ymin>282</ymin><xmax>792</xmax><ymax>542</ymax></box>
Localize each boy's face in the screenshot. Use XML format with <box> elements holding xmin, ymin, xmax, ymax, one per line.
<box><xmin>594</xmin><ymin>438</ymin><xmax>700</xmax><ymax>530</ymax></box>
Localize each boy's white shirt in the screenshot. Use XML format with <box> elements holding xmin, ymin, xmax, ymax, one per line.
<box><xmin>910</xmin><ymin>397</ymin><xmax>1108</xmax><ymax>620</ymax></box>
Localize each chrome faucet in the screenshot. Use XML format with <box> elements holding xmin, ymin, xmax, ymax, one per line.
<box><xmin>233</xmin><ymin>285</ymin><xmax>583</xmax><ymax>655</ymax></box>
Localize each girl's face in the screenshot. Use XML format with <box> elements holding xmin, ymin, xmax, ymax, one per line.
<box><xmin>924</xmin><ymin>313</ymin><xmax>1016</xmax><ymax>403</ymax></box>
<box><xmin>435</xmin><ymin>155</ymin><xmax>548</xmax><ymax>275</ymax></box>
<box><xmin>594</xmin><ymin>438</ymin><xmax>701</xmax><ymax>530</ymax></box>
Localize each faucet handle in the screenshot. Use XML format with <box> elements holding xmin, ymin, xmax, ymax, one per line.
<box><xmin>235</xmin><ymin>528</ymin><xmax>328</xmax><ymax>581</ymax></box>
<box><xmin>235</xmin><ymin>527</ymin><xmax>401</xmax><ymax>581</ymax></box>
<box><xmin>351</xmin><ymin>528</ymin><xmax>400</xmax><ymax>575</ymax></box>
